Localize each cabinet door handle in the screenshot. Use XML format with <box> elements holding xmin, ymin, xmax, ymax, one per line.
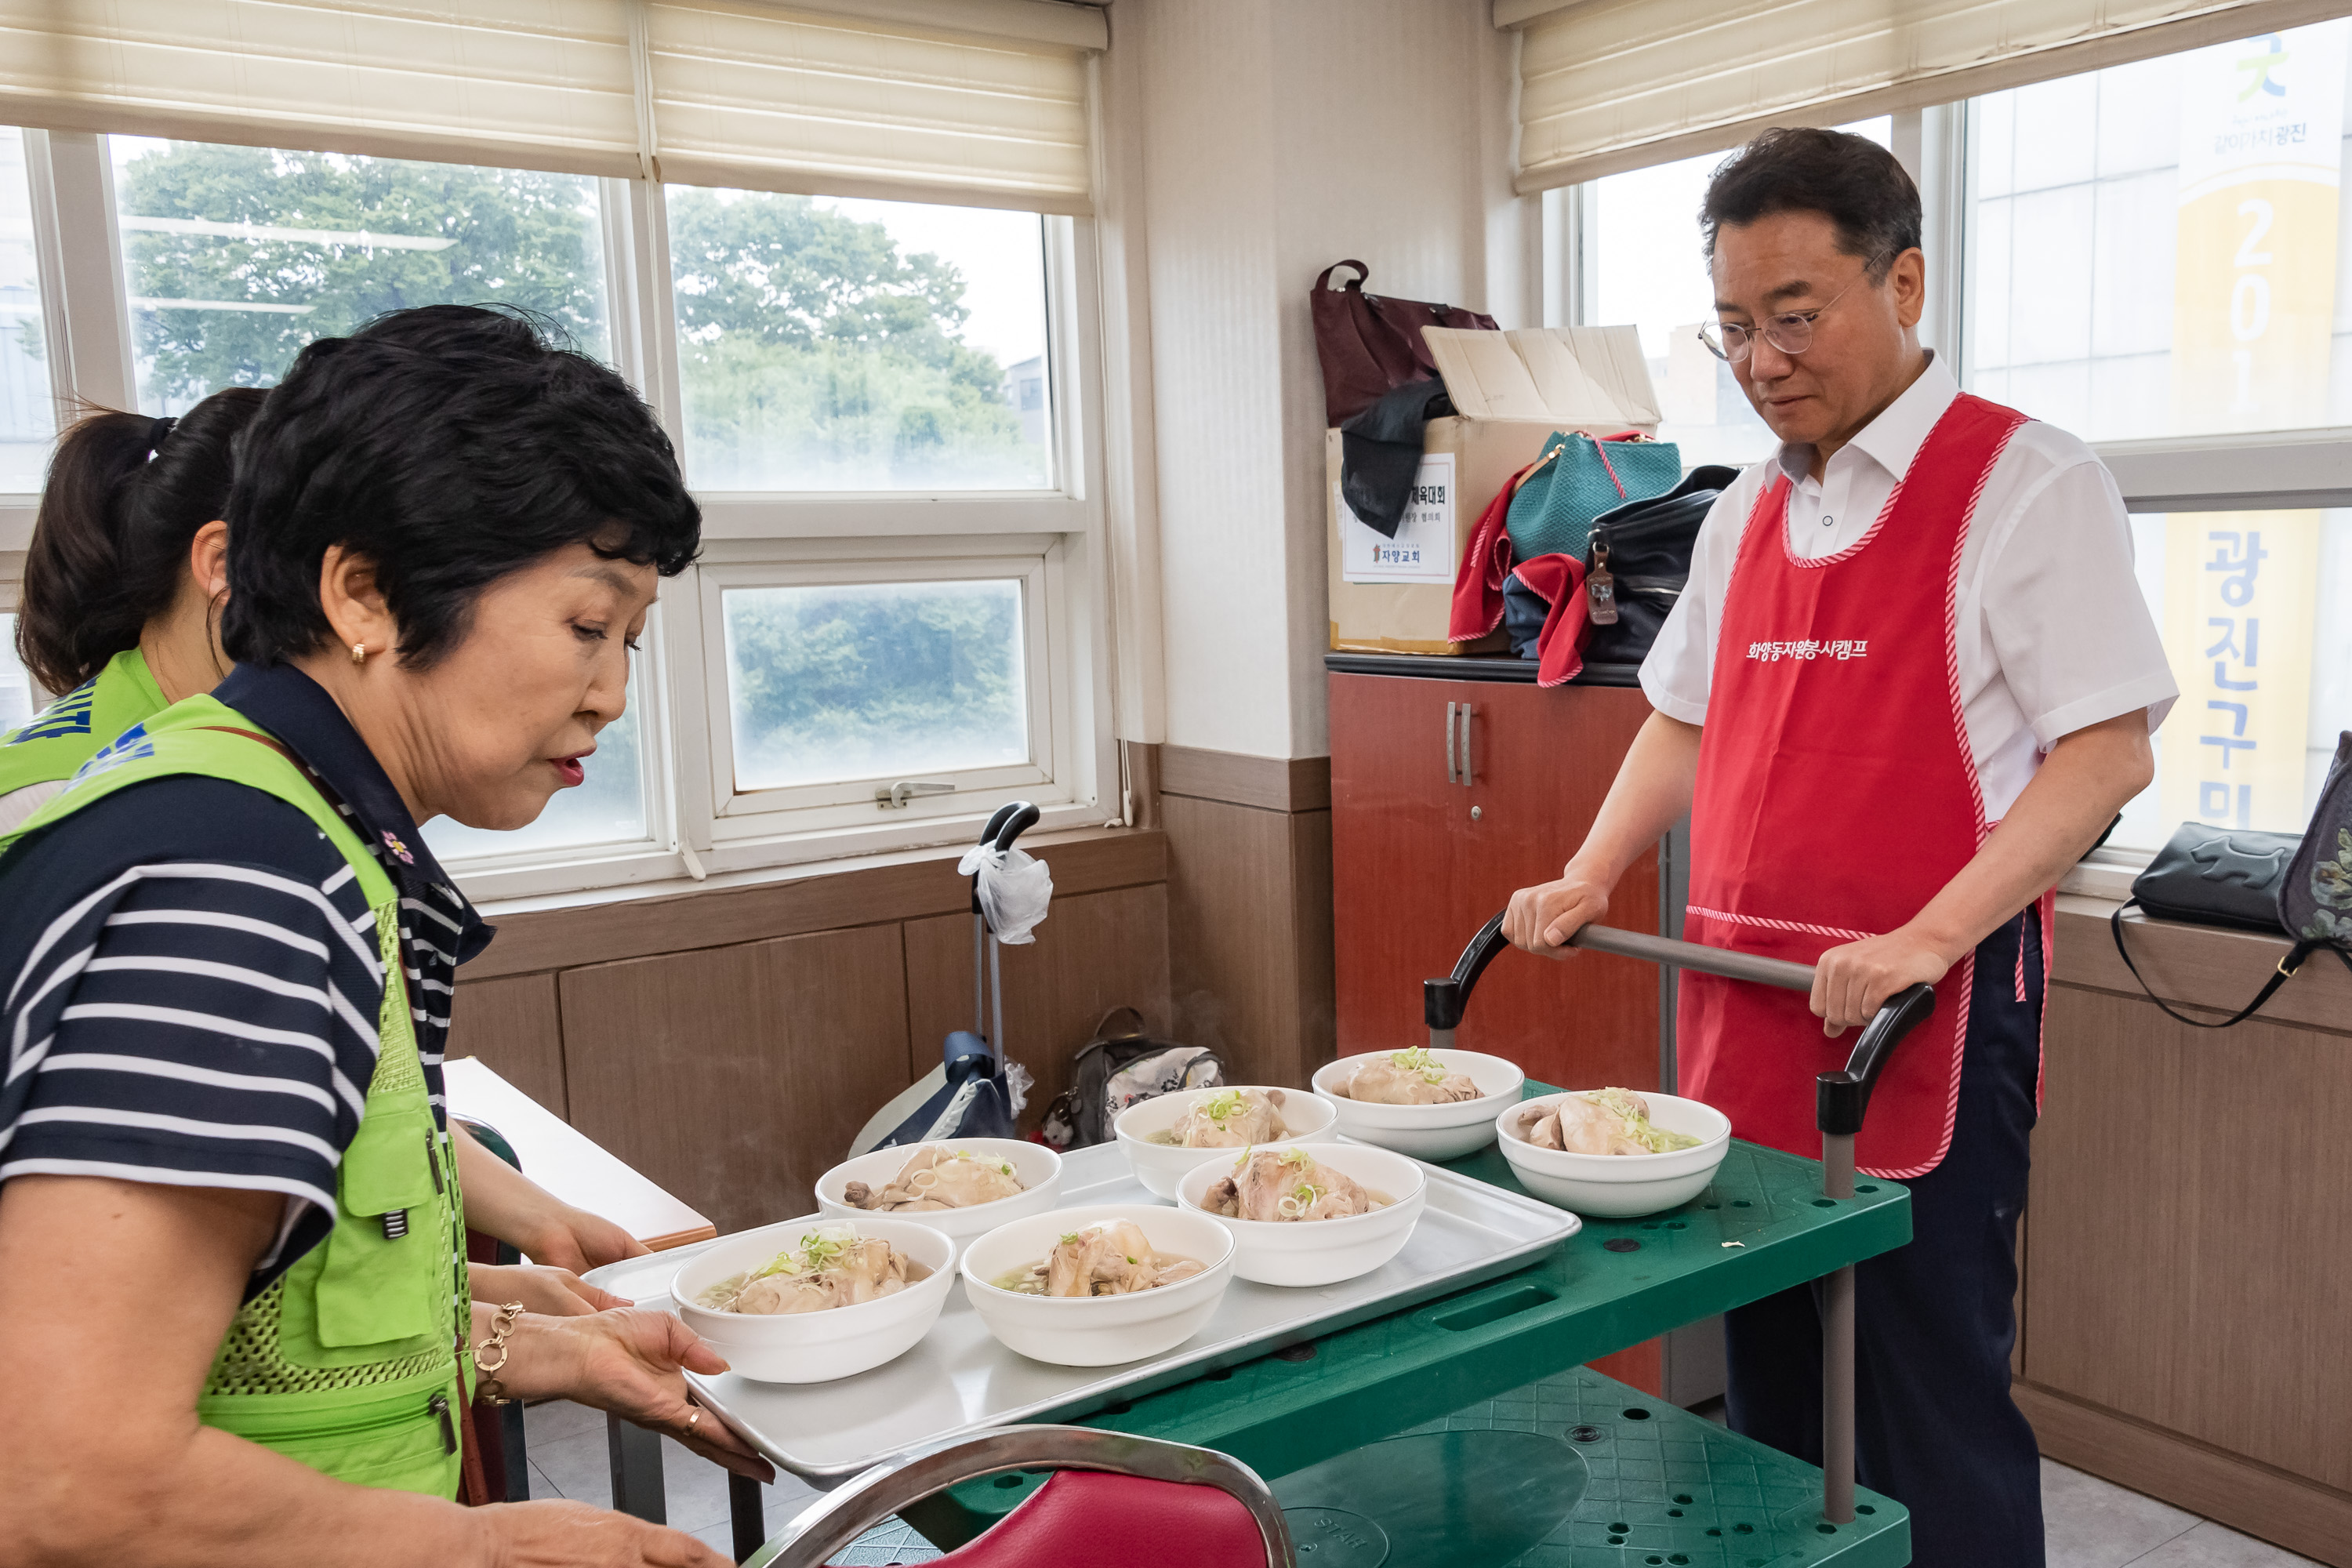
<box><xmin>1444</xmin><ymin>701</ymin><xmax>1459</xmax><ymax>784</ymax></box>
<box><xmin>1457</xmin><ymin>703</ymin><xmax>1474</xmax><ymax>787</ymax></box>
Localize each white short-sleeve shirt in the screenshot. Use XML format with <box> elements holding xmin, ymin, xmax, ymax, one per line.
<box><xmin>1639</xmin><ymin>354</ymin><xmax>2178</xmax><ymax>820</ymax></box>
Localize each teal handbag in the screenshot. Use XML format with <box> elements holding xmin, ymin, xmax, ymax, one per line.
<box><xmin>1505</xmin><ymin>431</ymin><xmax>1682</xmax><ymax>561</ymax></box>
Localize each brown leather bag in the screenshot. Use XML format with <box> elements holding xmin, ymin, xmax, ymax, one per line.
<box><xmin>1312</xmin><ymin>260</ymin><xmax>1500</xmax><ymax>426</ymax></box>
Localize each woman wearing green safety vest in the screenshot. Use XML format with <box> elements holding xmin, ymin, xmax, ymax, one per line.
<box><xmin>0</xmin><ymin>306</ymin><xmax>766</xmax><ymax>1567</ymax></box>
<box><xmin>5</xmin><ymin>390</ymin><xmax>652</xmax><ymax>1318</ymax></box>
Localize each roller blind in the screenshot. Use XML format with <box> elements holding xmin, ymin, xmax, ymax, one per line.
<box><xmin>0</xmin><ymin>0</ymin><xmax>1098</xmax><ymax>210</ymax></box>
<box><xmin>647</xmin><ymin>2</ymin><xmax>1095</xmax><ymax>213</ymax></box>
<box><xmin>1504</xmin><ymin>0</ymin><xmax>2350</xmax><ymax>192</ymax></box>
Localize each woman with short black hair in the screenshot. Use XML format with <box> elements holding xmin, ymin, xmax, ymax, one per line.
<box><xmin>0</xmin><ymin>305</ymin><xmax>764</xmax><ymax>1566</ymax></box>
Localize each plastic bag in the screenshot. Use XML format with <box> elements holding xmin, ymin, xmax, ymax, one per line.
<box><xmin>956</xmin><ymin>843</ymin><xmax>1054</xmax><ymax>944</ymax></box>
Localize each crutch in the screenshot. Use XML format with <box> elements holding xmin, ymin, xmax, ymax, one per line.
<box><xmin>1426</xmin><ymin>913</ymin><xmax>1936</xmax><ymax>1526</ymax></box>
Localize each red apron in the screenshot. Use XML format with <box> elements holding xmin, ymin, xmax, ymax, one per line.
<box><xmin>1678</xmin><ymin>392</ymin><xmax>2052</xmax><ymax>1179</ymax></box>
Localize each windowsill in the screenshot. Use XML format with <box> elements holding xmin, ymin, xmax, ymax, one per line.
<box><xmin>457</xmin><ymin>822</ymin><xmax>1167</xmax><ymax>982</ymax></box>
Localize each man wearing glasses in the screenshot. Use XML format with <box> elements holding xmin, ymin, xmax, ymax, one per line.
<box><xmin>1504</xmin><ymin>128</ymin><xmax>2175</xmax><ymax>1566</ymax></box>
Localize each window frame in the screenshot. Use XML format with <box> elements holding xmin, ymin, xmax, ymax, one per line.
<box><xmin>0</xmin><ymin>134</ymin><xmax>1118</xmax><ymax>904</ymax></box>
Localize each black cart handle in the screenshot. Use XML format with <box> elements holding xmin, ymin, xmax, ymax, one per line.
<box><xmin>1424</xmin><ymin>913</ymin><xmax>1936</xmax><ymax>1137</ymax></box>
<box><xmin>971</xmin><ymin>803</ymin><xmax>1042</xmax><ymax>914</ymax></box>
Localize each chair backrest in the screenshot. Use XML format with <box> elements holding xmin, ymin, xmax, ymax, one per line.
<box><xmin>750</xmin><ymin>1425</ymin><xmax>1294</xmax><ymax>1568</ymax></box>
<box><xmin>935</xmin><ymin>1471</ymin><xmax>1272</xmax><ymax>1568</ymax></box>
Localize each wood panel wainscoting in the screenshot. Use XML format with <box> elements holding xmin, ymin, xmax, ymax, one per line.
<box><xmin>1157</xmin><ymin>743</ymin><xmax>1339</xmax><ymax>1093</ymax></box>
<box><xmin>2021</xmin><ymin>895</ymin><xmax>2352</xmax><ymax>1566</ymax></box>
<box><xmin>445</xmin><ymin>827</ymin><xmax>1171</xmax><ymax>1236</ymax></box>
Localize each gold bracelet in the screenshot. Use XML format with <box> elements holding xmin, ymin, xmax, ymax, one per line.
<box><xmin>474</xmin><ymin>1301</ymin><xmax>526</xmax><ymax>1406</ymax></box>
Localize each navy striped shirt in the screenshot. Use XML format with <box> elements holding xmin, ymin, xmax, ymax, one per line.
<box><xmin>0</xmin><ymin>664</ymin><xmax>491</xmax><ymax>1294</ymax></box>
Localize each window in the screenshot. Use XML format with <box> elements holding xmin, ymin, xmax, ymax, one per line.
<box><xmin>1967</xmin><ymin>20</ymin><xmax>2352</xmax><ymax>441</ymax></box>
<box><xmin>1578</xmin><ymin>118</ymin><xmax>1891</xmax><ymax>470</ymax></box>
<box><xmin>2108</xmin><ymin>509</ymin><xmax>2352</xmax><ymax>853</ymax></box>
<box><xmin>111</xmin><ymin>138</ymin><xmax>609</xmax><ymax>412</ymax></box>
<box><xmin>667</xmin><ymin>189</ymin><xmax>1051</xmax><ymax>492</ymax></box>
<box><xmin>721</xmin><ymin>579</ymin><xmax>1028</xmax><ymax>792</ymax></box>
<box><xmin>0</xmin><ymin>612</ymin><xmax>33</xmax><ymax>731</ymax></box>
<box><xmin>2</xmin><ymin>126</ymin><xmax>50</xmax><ymax>493</ymax></box>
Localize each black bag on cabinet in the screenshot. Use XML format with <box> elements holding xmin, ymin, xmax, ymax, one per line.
<box><xmin>1578</xmin><ymin>464</ymin><xmax>1739</xmax><ymax>667</ymax></box>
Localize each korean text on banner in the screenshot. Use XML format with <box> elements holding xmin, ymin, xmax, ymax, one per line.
<box><xmin>1338</xmin><ymin>453</ymin><xmax>1456</xmax><ymax>586</ymax></box>
<box><xmin>2161</xmin><ymin>23</ymin><xmax>2342</xmax><ymax>833</ymax></box>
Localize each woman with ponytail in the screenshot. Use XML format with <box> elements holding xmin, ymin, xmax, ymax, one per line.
<box><xmin>3</xmin><ymin>392</ymin><xmax>263</xmax><ymax>830</ymax></box>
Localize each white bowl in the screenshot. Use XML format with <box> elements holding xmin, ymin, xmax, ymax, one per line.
<box><xmin>960</xmin><ymin>1203</ymin><xmax>1236</xmax><ymax>1367</ymax></box>
<box><xmin>1114</xmin><ymin>1087</ymin><xmax>1339</xmax><ymax>1199</ymax></box>
<box><xmin>1310</xmin><ymin>1050</ymin><xmax>1527</xmax><ymax>1160</ymax></box>
<box><xmin>1494</xmin><ymin>1091</ymin><xmax>1733</xmax><ymax>1218</ymax></box>
<box><xmin>673</xmin><ymin>1216</ymin><xmax>956</xmax><ymax>1384</ymax></box>
<box><xmin>815</xmin><ymin>1139</ymin><xmax>1063</xmax><ymax>1261</ymax></box>
<box><xmin>1175</xmin><ymin>1142</ymin><xmax>1427</xmax><ymax>1287</ymax></box>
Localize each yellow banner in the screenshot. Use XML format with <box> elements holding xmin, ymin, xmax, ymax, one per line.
<box><xmin>2158</xmin><ymin>513</ymin><xmax>2321</xmax><ymax>829</ymax></box>
<box><xmin>2161</xmin><ymin>24</ymin><xmax>2342</xmax><ymax>832</ymax></box>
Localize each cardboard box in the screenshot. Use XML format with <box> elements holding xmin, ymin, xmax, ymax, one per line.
<box><xmin>1328</xmin><ymin>325</ymin><xmax>1661</xmax><ymax>656</ymax></box>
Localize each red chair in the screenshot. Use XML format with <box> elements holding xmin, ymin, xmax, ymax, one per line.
<box><xmin>745</xmin><ymin>1425</ymin><xmax>1295</xmax><ymax>1568</ymax></box>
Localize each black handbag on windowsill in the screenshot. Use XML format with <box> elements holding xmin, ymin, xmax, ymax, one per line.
<box><xmin>2111</xmin><ymin>730</ymin><xmax>2352</xmax><ymax>1026</ymax></box>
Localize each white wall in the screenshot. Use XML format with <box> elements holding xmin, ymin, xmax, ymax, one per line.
<box><xmin>1114</xmin><ymin>0</ymin><xmax>1532</xmax><ymax>761</ymax></box>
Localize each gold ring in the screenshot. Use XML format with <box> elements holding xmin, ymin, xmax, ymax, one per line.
<box><xmin>687</xmin><ymin>1409</ymin><xmax>702</xmax><ymax>1428</ymax></box>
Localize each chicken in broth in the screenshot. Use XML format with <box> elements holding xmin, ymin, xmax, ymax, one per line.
<box><xmin>844</xmin><ymin>1145</ymin><xmax>1025</xmax><ymax>1211</ymax></box>
<box><xmin>1519</xmin><ymin>1087</ymin><xmax>1703</xmax><ymax>1155</ymax></box>
<box><xmin>991</xmin><ymin>1221</ymin><xmax>1207</xmax><ymax>1298</ymax></box>
<box><xmin>1203</xmin><ymin>1148</ymin><xmax>1387</xmax><ymax>1222</ymax></box>
<box><xmin>1338</xmin><ymin>1047</ymin><xmax>1479</xmax><ymax>1105</ymax></box>
<box><xmin>700</xmin><ymin>1226</ymin><xmax>931</xmax><ymax>1315</ymax></box>
<box><xmin>1150</xmin><ymin>1087</ymin><xmax>1289</xmax><ymax>1147</ymax></box>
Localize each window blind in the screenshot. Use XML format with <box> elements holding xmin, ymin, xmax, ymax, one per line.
<box><xmin>0</xmin><ymin>0</ymin><xmax>1100</xmax><ymax>211</ymax></box>
<box><xmin>1502</xmin><ymin>0</ymin><xmax>2350</xmax><ymax>191</ymax></box>
<box><xmin>646</xmin><ymin>2</ymin><xmax>1095</xmax><ymax>214</ymax></box>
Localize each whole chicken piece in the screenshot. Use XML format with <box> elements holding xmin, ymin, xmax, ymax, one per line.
<box><xmin>828</xmin><ymin>1237</ymin><xmax>910</xmax><ymax>1304</ymax></box>
<box><xmin>1207</xmin><ymin>1149</ymin><xmax>1371</xmax><ymax>1222</ymax></box>
<box><xmin>852</xmin><ymin>1145</ymin><xmax>1025</xmax><ymax>1211</ymax></box>
<box><xmin>1519</xmin><ymin>1088</ymin><xmax>1700</xmax><ymax>1156</ymax></box>
<box><xmin>1044</xmin><ymin>1221</ymin><xmax>1160</xmax><ymax>1297</ymax></box>
<box><xmin>731</xmin><ymin>1273</ymin><xmax>838</xmax><ymax>1315</ymax></box>
<box><xmin>1344</xmin><ymin>1048</ymin><xmax>1478</xmax><ymax>1105</ymax></box>
<box><xmin>1170</xmin><ymin>1087</ymin><xmax>1288</xmax><ymax>1147</ymax></box>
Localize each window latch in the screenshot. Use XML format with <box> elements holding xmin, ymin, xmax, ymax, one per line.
<box><xmin>877</xmin><ymin>779</ymin><xmax>956</xmax><ymax>810</ymax></box>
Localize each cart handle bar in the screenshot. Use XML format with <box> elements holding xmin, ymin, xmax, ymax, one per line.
<box><xmin>1422</xmin><ymin>912</ymin><xmax>1935</xmax><ymax>1138</ymax></box>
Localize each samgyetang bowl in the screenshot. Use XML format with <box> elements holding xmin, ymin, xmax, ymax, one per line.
<box><xmin>1495</xmin><ymin>1091</ymin><xmax>1733</xmax><ymax>1218</ymax></box>
<box><xmin>960</xmin><ymin>1203</ymin><xmax>1236</xmax><ymax>1367</ymax></box>
<box><xmin>1174</xmin><ymin>1142</ymin><xmax>1427</xmax><ymax>1287</ymax></box>
<box><xmin>1114</xmin><ymin>1085</ymin><xmax>1339</xmax><ymax>1199</ymax></box>
<box><xmin>672</xmin><ymin>1215</ymin><xmax>955</xmax><ymax>1384</ymax></box>
<box><xmin>1310</xmin><ymin>1049</ymin><xmax>1526</xmax><ymax>1160</ymax></box>
<box><xmin>815</xmin><ymin>1138</ymin><xmax>1062</xmax><ymax>1260</ymax></box>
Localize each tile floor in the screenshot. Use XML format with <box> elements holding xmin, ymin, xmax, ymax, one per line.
<box><xmin>519</xmin><ymin>1400</ymin><xmax>2323</xmax><ymax>1566</ymax></box>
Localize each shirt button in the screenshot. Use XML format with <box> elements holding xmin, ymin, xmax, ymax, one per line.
<box><xmin>1822</xmin><ymin>514</ymin><xmax>1835</xmax><ymax>526</ymax></box>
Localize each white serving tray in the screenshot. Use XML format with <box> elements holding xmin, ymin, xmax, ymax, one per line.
<box><xmin>585</xmin><ymin>1142</ymin><xmax>1579</xmax><ymax>1485</ymax></box>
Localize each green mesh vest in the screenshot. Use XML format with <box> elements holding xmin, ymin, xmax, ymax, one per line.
<box><xmin>0</xmin><ymin>648</ymin><xmax>167</xmax><ymax>802</ymax></box>
<box><xmin>0</xmin><ymin>694</ymin><xmax>473</xmax><ymax>1497</ymax></box>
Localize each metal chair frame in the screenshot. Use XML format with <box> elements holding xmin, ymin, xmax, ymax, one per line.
<box><xmin>744</xmin><ymin>1424</ymin><xmax>1298</xmax><ymax>1568</ymax></box>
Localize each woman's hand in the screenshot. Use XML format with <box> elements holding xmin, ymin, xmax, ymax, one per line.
<box><xmin>474</xmin><ymin>1499</ymin><xmax>731</xmax><ymax>1568</ymax></box>
<box><xmin>1809</xmin><ymin>927</ymin><xmax>1953</xmax><ymax>1037</ymax></box>
<box><xmin>470</xmin><ymin>1261</ymin><xmax>629</xmax><ymax>1317</ymax></box>
<box><xmin>524</xmin><ymin>1204</ymin><xmax>652</xmax><ymax>1275</ymax></box>
<box><xmin>491</xmin><ymin>1308</ymin><xmax>773</xmax><ymax>1482</ymax></box>
<box><xmin>450</xmin><ymin>1126</ymin><xmax>650</xmax><ymax>1272</ymax></box>
<box><xmin>1502</xmin><ymin>864</ymin><xmax>1610</xmax><ymax>958</ymax></box>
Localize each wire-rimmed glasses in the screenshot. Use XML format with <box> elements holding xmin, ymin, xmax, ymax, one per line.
<box><xmin>1698</xmin><ymin>250</ymin><xmax>1892</xmax><ymax>363</ymax></box>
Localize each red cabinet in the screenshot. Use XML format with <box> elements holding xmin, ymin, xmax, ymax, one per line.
<box><xmin>1330</xmin><ymin>667</ymin><xmax>1662</xmax><ymax>1091</ymax></box>
<box><xmin>1329</xmin><ymin>662</ymin><xmax>1671</xmax><ymax>1396</ymax></box>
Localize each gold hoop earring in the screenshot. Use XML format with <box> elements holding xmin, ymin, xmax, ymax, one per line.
<box><xmin>350</xmin><ymin>641</ymin><xmax>367</xmax><ymax>666</ymax></box>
